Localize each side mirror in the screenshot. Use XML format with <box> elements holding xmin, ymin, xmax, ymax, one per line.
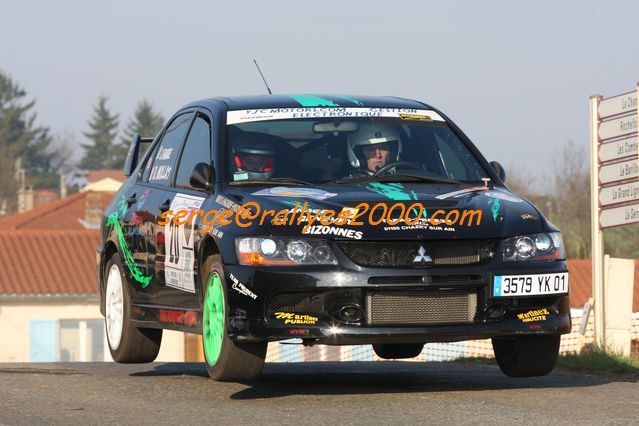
<box><xmin>123</xmin><ymin>134</ymin><xmax>142</xmax><ymax>177</ymax></box>
<box><xmin>190</xmin><ymin>162</ymin><xmax>214</xmax><ymax>191</ymax></box>
<box><xmin>489</xmin><ymin>161</ymin><xmax>506</xmax><ymax>183</ymax></box>
<box><xmin>123</xmin><ymin>134</ymin><xmax>155</xmax><ymax>177</ymax></box>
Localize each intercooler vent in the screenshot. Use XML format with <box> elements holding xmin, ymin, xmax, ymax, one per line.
<box><xmin>366</xmin><ymin>290</ymin><xmax>478</xmax><ymax>326</ymax></box>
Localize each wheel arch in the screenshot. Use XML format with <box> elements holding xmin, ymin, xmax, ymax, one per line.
<box><xmin>198</xmin><ymin>235</ymin><xmax>221</xmax><ymax>303</ymax></box>
<box><xmin>100</xmin><ymin>239</ymin><xmax>120</xmax><ymax>315</ymax></box>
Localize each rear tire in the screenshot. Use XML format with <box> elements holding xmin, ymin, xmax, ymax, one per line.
<box><xmin>104</xmin><ymin>253</ymin><xmax>162</xmax><ymax>363</ymax></box>
<box><xmin>372</xmin><ymin>343</ymin><xmax>424</xmax><ymax>359</ymax></box>
<box><xmin>492</xmin><ymin>334</ymin><xmax>561</xmax><ymax>377</ymax></box>
<box><xmin>201</xmin><ymin>255</ymin><xmax>267</xmax><ymax>382</ymax></box>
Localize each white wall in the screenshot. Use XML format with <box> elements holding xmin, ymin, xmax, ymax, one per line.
<box><xmin>0</xmin><ymin>300</ymin><xmax>184</xmax><ymax>362</ymax></box>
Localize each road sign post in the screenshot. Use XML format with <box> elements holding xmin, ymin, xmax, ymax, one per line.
<box><xmin>590</xmin><ymin>94</ymin><xmax>605</xmax><ymax>348</ymax></box>
<box><xmin>590</xmin><ymin>82</ymin><xmax>639</xmax><ymax>350</ymax></box>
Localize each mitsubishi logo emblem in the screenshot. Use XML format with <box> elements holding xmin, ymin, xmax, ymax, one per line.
<box><xmin>413</xmin><ymin>245</ymin><xmax>433</xmax><ymax>265</ymax></box>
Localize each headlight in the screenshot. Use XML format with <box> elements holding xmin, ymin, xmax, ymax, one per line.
<box><xmin>503</xmin><ymin>232</ymin><xmax>565</xmax><ymax>261</ymax></box>
<box><xmin>236</xmin><ymin>237</ymin><xmax>338</xmax><ymax>266</ymax></box>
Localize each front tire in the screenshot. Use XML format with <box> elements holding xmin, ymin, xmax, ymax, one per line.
<box><xmin>372</xmin><ymin>343</ymin><xmax>424</xmax><ymax>359</ymax></box>
<box><xmin>105</xmin><ymin>253</ymin><xmax>162</xmax><ymax>363</ymax></box>
<box><xmin>201</xmin><ymin>256</ymin><xmax>267</xmax><ymax>382</ymax></box>
<box><xmin>492</xmin><ymin>334</ymin><xmax>561</xmax><ymax>377</ymax></box>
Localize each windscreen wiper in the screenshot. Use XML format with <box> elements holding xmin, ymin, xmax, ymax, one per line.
<box><xmin>331</xmin><ymin>173</ymin><xmax>461</xmax><ymax>185</ymax></box>
<box><xmin>228</xmin><ymin>177</ymin><xmax>312</xmax><ymax>186</ymax></box>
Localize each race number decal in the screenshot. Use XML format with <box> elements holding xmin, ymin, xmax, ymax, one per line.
<box><xmin>493</xmin><ymin>272</ymin><xmax>569</xmax><ymax>297</ymax></box>
<box><xmin>165</xmin><ymin>194</ymin><xmax>205</xmax><ymax>292</ymax></box>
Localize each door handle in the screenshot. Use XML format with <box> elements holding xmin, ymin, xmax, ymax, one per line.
<box><xmin>159</xmin><ymin>199</ymin><xmax>171</xmax><ymax>213</ymax></box>
<box><xmin>126</xmin><ymin>194</ymin><xmax>137</xmax><ymax>206</ymax></box>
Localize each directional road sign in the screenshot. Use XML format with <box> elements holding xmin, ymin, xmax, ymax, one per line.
<box><xmin>598</xmin><ymin>91</ymin><xmax>637</xmax><ymax>119</ymax></box>
<box><xmin>600</xmin><ymin>202</ymin><xmax>639</xmax><ymax>228</ymax></box>
<box><xmin>599</xmin><ymin>158</ymin><xmax>639</xmax><ymax>185</ymax></box>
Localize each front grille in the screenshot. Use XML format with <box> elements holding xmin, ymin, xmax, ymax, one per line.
<box><xmin>268</xmin><ymin>292</ymin><xmax>323</xmax><ymax>314</ymax></box>
<box><xmin>367</xmin><ymin>275</ymin><xmax>482</xmax><ymax>285</ymax></box>
<box><xmin>366</xmin><ymin>290</ymin><xmax>478</xmax><ymax>326</ymax></box>
<box><xmin>338</xmin><ymin>240</ymin><xmax>494</xmax><ymax>267</ymax></box>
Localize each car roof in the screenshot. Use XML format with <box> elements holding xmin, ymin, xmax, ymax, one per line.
<box><xmin>187</xmin><ymin>94</ymin><xmax>432</xmax><ymax>111</ymax></box>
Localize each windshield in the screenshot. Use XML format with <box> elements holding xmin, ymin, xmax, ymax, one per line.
<box><xmin>225</xmin><ymin>108</ymin><xmax>489</xmax><ymax>185</ymax></box>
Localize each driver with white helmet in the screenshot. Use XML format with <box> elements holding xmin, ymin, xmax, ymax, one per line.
<box><xmin>347</xmin><ymin>122</ymin><xmax>402</xmax><ymax>175</ymax></box>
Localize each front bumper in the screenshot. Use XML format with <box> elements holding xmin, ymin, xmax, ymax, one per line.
<box><xmin>256</xmin><ymin>311</ymin><xmax>570</xmax><ymax>345</ymax></box>
<box><xmin>223</xmin><ymin>259</ymin><xmax>572</xmax><ymax>344</ymax></box>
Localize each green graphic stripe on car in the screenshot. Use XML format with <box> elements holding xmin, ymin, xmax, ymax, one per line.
<box><xmin>408</xmin><ymin>190</ymin><xmax>428</xmax><ymax>218</ymax></box>
<box><xmin>491</xmin><ymin>199</ymin><xmax>501</xmax><ymax>222</ymax></box>
<box><xmin>331</xmin><ymin>94</ymin><xmax>364</xmax><ymax>106</ymax></box>
<box><xmin>105</xmin><ymin>195</ymin><xmax>152</xmax><ymax>287</ymax></box>
<box><xmin>366</xmin><ymin>182</ymin><xmax>415</xmax><ymax>201</ymax></box>
<box><xmin>281</xmin><ymin>200</ymin><xmax>320</xmax><ymax>210</ymax></box>
<box><xmin>203</xmin><ymin>273</ymin><xmax>225</xmax><ymax>366</ymax></box>
<box><xmin>117</xmin><ymin>194</ymin><xmax>127</xmax><ymax>217</ymax></box>
<box><xmin>288</xmin><ymin>94</ymin><xmax>340</xmax><ymax>107</ymax></box>
<box><xmin>281</xmin><ymin>200</ymin><xmax>300</xmax><ymax>207</ymax></box>
<box><xmin>366</xmin><ymin>182</ymin><xmax>426</xmax><ymax>218</ymax></box>
<box><xmin>106</xmin><ymin>213</ymin><xmax>152</xmax><ymax>287</ymax></box>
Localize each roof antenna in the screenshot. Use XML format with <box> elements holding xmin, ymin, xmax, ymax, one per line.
<box><xmin>253</xmin><ymin>59</ymin><xmax>272</xmax><ymax>94</ymax></box>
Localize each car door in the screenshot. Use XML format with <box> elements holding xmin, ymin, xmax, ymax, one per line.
<box><xmin>131</xmin><ymin>111</ymin><xmax>195</xmax><ymax>305</ymax></box>
<box><xmin>110</xmin><ymin>137</ymin><xmax>161</xmax><ymax>304</ymax></box>
<box><xmin>154</xmin><ymin>111</ymin><xmax>213</xmax><ymax>308</ymax></box>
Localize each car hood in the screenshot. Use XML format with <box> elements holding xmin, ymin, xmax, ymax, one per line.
<box><xmin>221</xmin><ymin>182</ymin><xmax>544</xmax><ymax>240</ymax></box>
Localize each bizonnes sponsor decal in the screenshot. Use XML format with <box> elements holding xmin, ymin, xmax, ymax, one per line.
<box><xmin>302</xmin><ymin>225</ymin><xmax>363</xmax><ymax>240</ymax></box>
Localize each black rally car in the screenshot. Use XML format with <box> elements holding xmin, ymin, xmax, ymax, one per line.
<box><xmin>97</xmin><ymin>94</ymin><xmax>570</xmax><ymax>381</ymax></box>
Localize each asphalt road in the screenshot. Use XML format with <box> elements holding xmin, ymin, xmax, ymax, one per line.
<box><xmin>0</xmin><ymin>361</ymin><xmax>637</xmax><ymax>425</ymax></box>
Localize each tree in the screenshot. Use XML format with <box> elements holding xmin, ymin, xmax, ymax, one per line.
<box><xmin>49</xmin><ymin>130</ymin><xmax>82</xmax><ymax>196</ymax></box>
<box><xmin>117</xmin><ymin>99</ymin><xmax>164</xmax><ymax>164</ymax></box>
<box><xmin>0</xmin><ymin>69</ymin><xmax>56</xmax><ymax>212</ymax></box>
<box><xmin>548</xmin><ymin>141</ymin><xmax>591</xmax><ymax>259</ymax></box>
<box><xmin>122</xmin><ymin>99</ymin><xmax>164</xmax><ymax>141</ymax></box>
<box><xmin>506</xmin><ymin>141</ymin><xmax>592</xmax><ymax>259</ymax></box>
<box><xmin>50</xmin><ymin>130</ymin><xmax>79</xmax><ymax>176</ymax></box>
<box><xmin>81</xmin><ymin>96</ymin><xmax>120</xmax><ymax>170</ymax></box>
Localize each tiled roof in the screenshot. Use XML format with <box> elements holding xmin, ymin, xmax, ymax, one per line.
<box><xmin>87</xmin><ymin>170</ymin><xmax>125</xmax><ymax>183</ymax></box>
<box><xmin>567</xmin><ymin>259</ymin><xmax>639</xmax><ymax>312</ymax></box>
<box><xmin>0</xmin><ymin>230</ymin><xmax>99</xmax><ymax>295</ymax></box>
<box><xmin>0</xmin><ymin>191</ymin><xmax>114</xmax><ymax>230</ymax></box>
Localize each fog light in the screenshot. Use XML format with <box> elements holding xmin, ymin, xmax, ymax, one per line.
<box><xmin>485</xmin><ymin>304</ymin><xmax>507</xmax><ymax>320</ymax></box>
<box><xmin>313</xmin><ymin>244</ymin><xmax>332</xmax><ymax>263</ymax></box>
<box><xmin>338</xmin><ymin>305</ymin><xmax>364</xmax><ymax>323</ymax></box>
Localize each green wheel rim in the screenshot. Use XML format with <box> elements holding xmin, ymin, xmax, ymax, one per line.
<box><xmin>203</xmin><ymin>272</ymin><xmax>225</xmax><ymax>366</ymax></box>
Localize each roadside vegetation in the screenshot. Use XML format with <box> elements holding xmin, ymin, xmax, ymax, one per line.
<box><xmin>453</xmin><ymin>348</ymin><xmax>639</xmax><ymax>375</ymax></box>
<box><xmin>557</xmin><ymin>347</ymin><xmax>639</xmax><ymax>375</ymax></box>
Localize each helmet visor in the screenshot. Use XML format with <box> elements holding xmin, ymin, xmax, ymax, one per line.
<box><xmin>234</xmin><ymin>153</ymin><xmax>274</xmax><ymax>173</ymax></box>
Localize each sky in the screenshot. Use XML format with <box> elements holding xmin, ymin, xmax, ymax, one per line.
<box><xmin>2</xmin><ymin>0</ymin><xmax>639</xmax><ymax>191</ymax></box>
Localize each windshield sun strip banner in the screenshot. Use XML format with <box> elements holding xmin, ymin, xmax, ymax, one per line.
<box><xmin>226</xmin><ymin>108</ymin><xmax>446</xmax><ymax>125</ymax></box>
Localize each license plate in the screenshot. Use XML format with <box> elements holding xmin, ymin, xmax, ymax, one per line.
<box><xmin>493</xmin><ymin>272</ymin><xmax>569</xmax><ymax>297</ymax></box>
